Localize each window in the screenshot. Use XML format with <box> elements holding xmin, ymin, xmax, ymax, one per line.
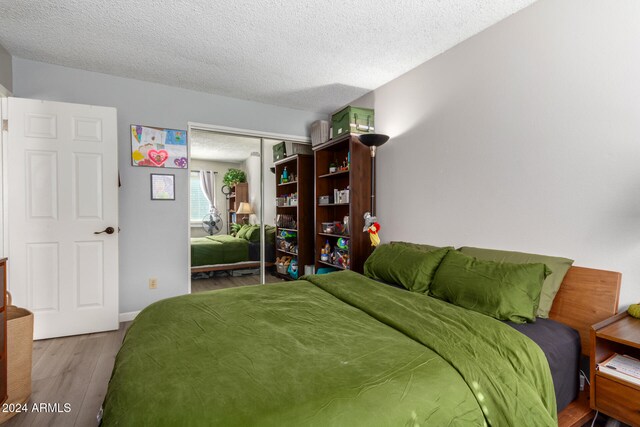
<box><xmin>190</xmin><ymin>172</ymin><xmax>210</xmax><ymax>222</ymax></box>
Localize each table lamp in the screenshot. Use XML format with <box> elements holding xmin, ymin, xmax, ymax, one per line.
<box><xmin>236</xmin><ymin>202</ymin><xmax>253</xmax><ymax>224</ymax></box>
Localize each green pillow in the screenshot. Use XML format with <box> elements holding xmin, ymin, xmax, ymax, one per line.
<box><xmin>236</xmin><ymin>224</ymin><xmax>252</xmax><ymax>239</ymax></box>
<box><xmin>458</xmin><ymin>247</ymin><xmax>573</xmax><ymax>318</ymax></box>
<box><xmin>430</xmin><ymin>251</ymin><xmax>549</xmax><ymax>324</ymax></box>
<box><xmin>390</xmin><ymin>241</ymin><xmax>447</xmax><ymax>252</ymax></box>
<box><xmin>245</xmin><ymin>225</ymin><xmax>261</xmax><ymax>242</ymax></box>
<box><xmin>364</xmin><ymin>244</ymin><xmax>451</xmax><ymax>293</ymax></box>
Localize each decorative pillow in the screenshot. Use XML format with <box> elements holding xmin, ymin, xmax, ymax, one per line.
<box><xmin>458</xmin><ymin>247</ymin><xmax>573</xmax><ymax>318</ymax></box>
<box><xmin>236</xmin><ymin>224</ymin><xmax>252</xmax><ymax>240</ymax></box>
<box><xmin>245</xmin><ymin>225</ymin><xmax>261</xmax><ymax>242</ymax></box>
<box><xmin>265</xmin><ymin>225</ymin><xmax>276</xmax><ymax>244</ymax></box>
<box><xmin>364</xmin><ymin>244</ymin><xmax>451</xmax><ymax>293</ymax></box>
<box><xmin>430</xmin><ymin>251</ymin><xmax>549</xmax><ymax>324</ymax></box>
<box><xmin>390</xmin><ymin>241</ymin><xmax>448</xmax><ymax>252</ymax></box>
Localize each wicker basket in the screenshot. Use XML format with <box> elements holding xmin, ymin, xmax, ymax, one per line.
<box><xmin>0</xmin><ymin>293</ymin><xmax>33</xmax><ymax>424</ymax></box>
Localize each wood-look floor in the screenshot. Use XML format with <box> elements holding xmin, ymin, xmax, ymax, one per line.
<box><xmin>3</xmin><ymin>322</ymin><xmax>131</xmax><ymax>427</ymax></box>
<box><xmin>191</xmin><ymin>271</ymin><xmax>284</xmax><ymax>293</ymax></box>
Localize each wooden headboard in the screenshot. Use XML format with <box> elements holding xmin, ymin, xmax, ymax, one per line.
<box><xmin>548</xmin><ymin>266</ymin><xmax>621</xmax><ymax>356</ymax></box>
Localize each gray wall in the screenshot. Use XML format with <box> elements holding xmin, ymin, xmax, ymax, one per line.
<box><xmin>352</xmin><ymin>0</ymin><xmax>640</xmax><ymax>308</ymax></box>
<box><xmin>0</xmin><ymin>43</ymin><xmax>12</xmax><ymax>93</ymax></box>
<box><xmin>12</xmin><ymin>58</ymin><xmax>324</xmax><ymax>314</ymax></box>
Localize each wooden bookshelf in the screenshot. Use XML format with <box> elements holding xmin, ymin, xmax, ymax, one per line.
<box><xmin>228</xmin><ymin>182</ymin><xmax>249</xmax><ymax>225</ymax></box>
<box><xmin>314</xmin><ymin>134</ymin><xmax>372</xmax><ymax>273</ymax></box>
<box><xmin>275</xmin><ymin>154</ymin><xmax>314</xmax><ymax>280</ymax></box>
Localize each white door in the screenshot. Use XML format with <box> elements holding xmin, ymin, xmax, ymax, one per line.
<box><xmin>6</xmin><ymin>97</ymin><xmax>118</xmax><ymax>339</ymax></box>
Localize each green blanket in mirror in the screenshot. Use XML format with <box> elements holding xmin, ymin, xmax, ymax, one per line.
<box><xmin>190</xmin><ymin>234</ymin><xmax>249</xmax><ymax>266</ymax></box>
<box><xmin>191</xmin><ymin>226</ymin><xmax>276</xmax><ymax>267</ymax></box>
<box><xmin>103</xmin><ymin>271</ymin><xmax>556</xmax><ymax>426</ymax></box>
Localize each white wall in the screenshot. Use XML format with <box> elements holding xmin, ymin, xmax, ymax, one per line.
<box><xmin>0</xmin><ymin>43</ymin><xmax>11</xmax><ymax>94</ymax></box>
<box><xmin>243</xmin><ymin>154</ymin><xmax>262</xmax><ymax>225</ymax></box>
<box><xmin>12</xmin><ymin>58</ymin><xmax>323</xmax><ymax>314</ymax></box>
<box><xmin>189</xmin><ymin>158</ymin><xmax>244</xmax><ymax>238</ymax></box>
<box><xmin>353</xmin><ymin>0</ymin><xmax>640</xmax><ymax>309</ymax></box>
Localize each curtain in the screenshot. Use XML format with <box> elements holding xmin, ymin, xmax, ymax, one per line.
<box><xmin>199</xmin><ymin>171</ymin><xmax>217</xmax><ymax>213</ymax></box>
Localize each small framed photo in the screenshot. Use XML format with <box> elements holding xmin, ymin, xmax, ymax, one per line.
<box><xmin>150</xmin><ymin>174</ymin><xmax>175</xmax><ymax>200</ymax></box>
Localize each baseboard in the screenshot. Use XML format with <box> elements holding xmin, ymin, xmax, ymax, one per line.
<box><xmin>119</xmin><ymin>311</ymin><xmax>140</xmax><ymax>322</ymax></box>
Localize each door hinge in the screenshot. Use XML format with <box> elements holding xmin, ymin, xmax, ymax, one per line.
<box><xmin>1</xmin><ymin>119</ymin><xmax>7</xmax><ymax>132</ymax></box>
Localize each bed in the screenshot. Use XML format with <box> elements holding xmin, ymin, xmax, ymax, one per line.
<box><xmin>103</xmin><ymin>246</ymin><xmax>621</xmax><ymax>427</ymax></box>
<box><xmin>191</xmin><ymin>225</ymin><xmax>276</xmax><ymax>273</ymax></box>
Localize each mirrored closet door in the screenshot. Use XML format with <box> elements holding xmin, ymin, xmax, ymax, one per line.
<box><xmin>188</xmin><ymin>128</ymin><xmax>306</xmax><ymax>293</ymax></box>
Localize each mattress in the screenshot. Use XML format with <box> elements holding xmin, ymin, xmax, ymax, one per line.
<box><xmin>506</xmin><ymin>317</ymin><xmax>581</xmax><ymax>412</ymax></box>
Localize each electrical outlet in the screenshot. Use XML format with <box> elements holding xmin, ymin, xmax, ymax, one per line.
<box><xmin>149</xmin><ymin>278</ymin><xmax>158</xmax><ymax>289</ymax></box>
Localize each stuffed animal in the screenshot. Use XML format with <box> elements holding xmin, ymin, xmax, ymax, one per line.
<box><xmin>628</xmin><ymin>303</ymin><xmax>640</xmax><ymax>319</ymax></box>
<box><xmin>363</xmin><ymin>212</ymin><xmax>377</xmax><ymax>231</ymax></box>
<box><xmin>367</xmin><ymin>222</ymin><xmax>381</xmax><ymax>247</ymax></box>
<box><xmin>337</xmin><ymin>238</ymin><xmax>349</xmax><ymax>250</ymax></box>
<box><xmin>363</xmin><ymin>212</ymin><xmax>381</xmax><ymax>247</ymax></box>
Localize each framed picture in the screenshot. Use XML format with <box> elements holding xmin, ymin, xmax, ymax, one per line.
<box><xmin>150</xmin><ymin>174</ymin><xmax>175</xmax><ymax>200</ymax></box>
<box><xmin>131</xmin><ymin>124</ymin><xmax>188</xmax><ymax>169</ymax></box>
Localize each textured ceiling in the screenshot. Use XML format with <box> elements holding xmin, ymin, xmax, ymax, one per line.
<box><xmin>0</xmin><ymin>0</ymin><xmax>536</xmax><ymax>113</ymax></box>
<box><xmin>191</xmin><ymin>131</ymin><xmax>285</xmax><ymax>163</ymax></box>
<box><xmin>191</xmin><ymin>130</ymin><xmax>261</xmax><ymax>162</ymax></box>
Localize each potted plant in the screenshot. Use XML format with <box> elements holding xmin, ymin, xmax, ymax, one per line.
<box><xmin>223</xmin><ymin>169</ymin><xmax>247</xmax><ymax>187</ymax></box>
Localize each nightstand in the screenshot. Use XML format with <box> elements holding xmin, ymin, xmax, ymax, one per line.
<box><xmin>591</xmin><ymin>311</ymin><xmax>640</xmax><ymax>426</ymax></box>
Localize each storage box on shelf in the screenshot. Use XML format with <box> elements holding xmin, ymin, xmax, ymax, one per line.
<box><xmin>590</xmin><ymin>311</ymin><xmax>640</xmax><ymax>426</ymax></box>
<box><xmin>311</xmin><ymin>120</ymin><xmax>329</xmax><ymax>147</ymax></box>
<box><xmin>331</xmin><ymin>106</ymin><xmax>375</xmax><ymax>140</ymax></box>
<box><xmin>274</xmin><ymin>154</ymin><xmax>313</xmax><ymax>280</ymax></box>
<box><xmin>314</xmin><ymin>133</ymin><xmax>372</xmax><ymax>273</ymax></box>
<box><xmin>272</xmin><ymin>141</ymin><xmax>313</xmax><ymax>162</ymax></box>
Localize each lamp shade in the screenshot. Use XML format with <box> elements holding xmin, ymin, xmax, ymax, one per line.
<box><xmin>358</xmin><ymin>133</ymin><xmax>389</xmax><ymax>147</ymax></box>
<box><xmin>236</xmin><ymin>202</ymin><xmax>253</xmax><ymax>215</ymax></box>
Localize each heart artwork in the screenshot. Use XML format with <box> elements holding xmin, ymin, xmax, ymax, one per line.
<box><xmin>174</xmin><ymin>157</ymin><xmax>188</xmax><ymax>168</ymax></box>
<box><xmin>148</xmin><ymin>150</ymin><xmax>169</xmax><ymax>167</ymax></box>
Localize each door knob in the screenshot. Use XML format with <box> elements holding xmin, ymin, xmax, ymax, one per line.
<box><xmin>94</xmin><ymin>227</ymin><xmax>115</xmax><ymax>235</ymax></box>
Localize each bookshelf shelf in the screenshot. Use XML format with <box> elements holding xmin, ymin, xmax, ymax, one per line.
<box><xmin>318</xmin><ymin>170</ymin><xmax>349</xmax><ymax>179</ymax></box>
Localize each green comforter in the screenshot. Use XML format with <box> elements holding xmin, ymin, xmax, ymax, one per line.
<box><xmin>191</xmin><ymin>234</ymin><xmax>249</xmax><ymax>266</ymax></box>
<box><xmin>103</xmin><ymin>271</ymin><xmax>556</xmax><ymax>426</ymax></box>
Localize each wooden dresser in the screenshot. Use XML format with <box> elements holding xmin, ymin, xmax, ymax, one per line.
<box><xmin>1</xmin><ymin>258</ymin><xmax>7</xmax><ymax>404</ymax></box>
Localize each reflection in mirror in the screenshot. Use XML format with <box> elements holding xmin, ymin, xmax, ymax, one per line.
<box><xmin>189</xmin><ymin>130</ymin><xmax>283</xmax><ymax>293</ymax></box>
